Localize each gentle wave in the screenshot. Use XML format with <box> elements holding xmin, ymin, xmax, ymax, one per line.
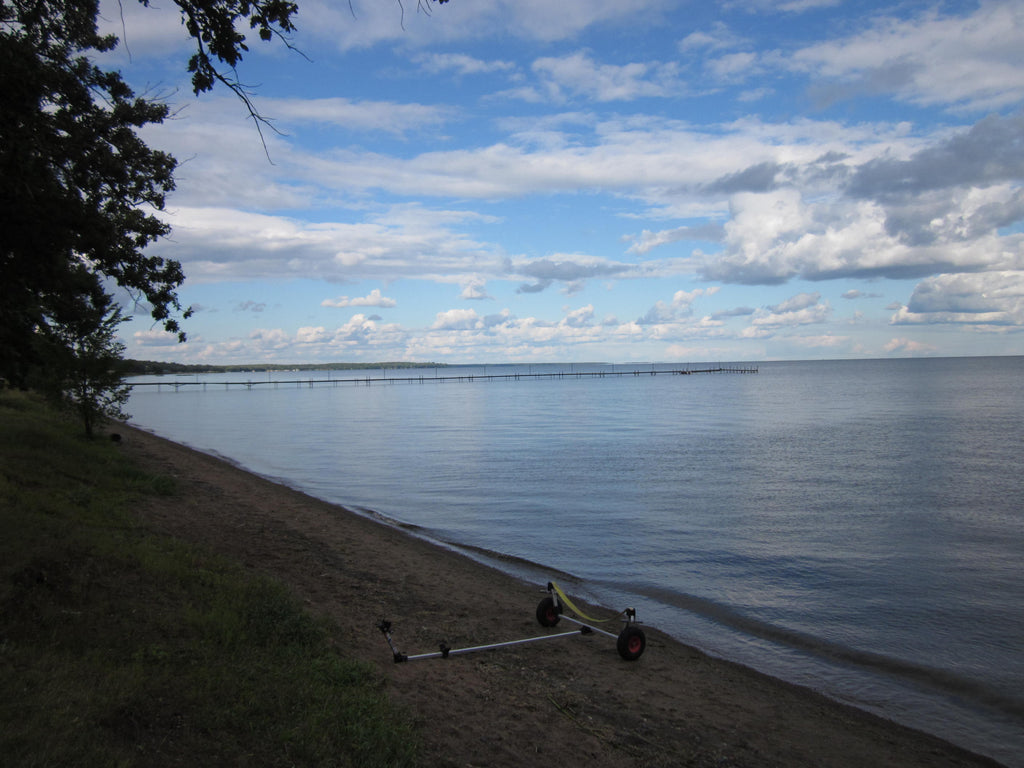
<box><xmin>619</xmin><ymin>581</ymin><xmax>1024</xmax><ymax>722</ymax></box>
<box><xmin>127</xmin><ymin>357</ymin><xmax>1024</xmax><ymax>766</ymax></box>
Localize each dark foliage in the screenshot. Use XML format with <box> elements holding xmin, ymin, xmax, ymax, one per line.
<box><xmin>0</xmin><ymin>0</ymin><xmax>304</xmax><ymax>388</ymax></box>
<box><xmin>1</xmin><ymin>0</ymin><xmax>185</xmax><ymax>385</ymax></box>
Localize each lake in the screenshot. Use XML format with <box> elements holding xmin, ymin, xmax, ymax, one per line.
<box><xmin>127</xmin><ymin>357</ymin><xmax>1024</xmax><ymax>766</ymax></box>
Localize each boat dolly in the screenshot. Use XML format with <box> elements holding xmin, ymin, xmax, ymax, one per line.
<box><xmin>378</xmin><ymin>581</ymin><xmax>647</xmax><ymax>662</ymax></box>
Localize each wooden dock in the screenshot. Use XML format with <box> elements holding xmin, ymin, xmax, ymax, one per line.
<box><xmin>129</xmin><ymin>366</ymin><xmax>758</xmax><ymax>392</ymax></box>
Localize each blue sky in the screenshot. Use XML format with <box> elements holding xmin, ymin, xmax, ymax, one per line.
<box><xmin>100</xmin><ymin>0</ymin><xmax>1024</xmax><ymax>364</ymax></box>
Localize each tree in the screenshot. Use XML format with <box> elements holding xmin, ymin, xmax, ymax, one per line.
<box><xmin>29</xmin><ymin>267</ymin><xmax>134</xmax><ymax>438</ymax></box>
<box><xmin>1</xmin><ymin>0</ymin><xmax>186</xmax><ymax>386</ymax></box>
<box><xmin>1</xmin><ymin>0</ymin><xmax>449</xmax><ymax>389</ymax></box>
<box><xmin>0</xmin><ymin>0</ymin><xmax>312</xmax><ymax>387</ymax></box>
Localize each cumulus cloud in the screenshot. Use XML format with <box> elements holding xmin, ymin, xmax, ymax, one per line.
<box><xmin>724</xmin><ymin>0</ymin><xmax>839</xmax><ymax>12</ymax></box>
<box><xmin>510</xmin><ymin>255</ymin><xmax>633</xmax><ymax>293</ymax></box>
<box><xmin>771</xmin><ymin>292</ymin><xmax>820</xmax><ymax>313</ymax></box>
<box><xmin>626</xmin><ymin>223</ymin><xmax>725</xmax><ymax>255</ymax></box>
<box><xmin>263</xmin><ymin>97</ymin><xmax>451</xmax><ymax>136</ymax></box>
<box><xmin>517</xmin><ymin>280</ymin><xmax>551</xmax><ymax>294</ymax></box>
<box><xmin>133</xmin><ymin>329</ymin><xmax>183</xmax><ymax>347</ymax></box>
<box><xmin>712</xmin><ymin>306</ymin><xmax>756</xmax><ymax>319</ymax></box>
<box><xmin>563</xmin><ymin>305</ymin><xmax>595</xmax><ymax>327</ymax></box>
<box><xmin>884</xmin><ymin>338</ymin><xmax>939</xmax><ymax>354</ymax></box>
<box><xmin>891</xmin><ymin>272</ymin><xmax>1024</xmax><ymax>326</ymax></box>
<box><xmin>791</xmin><ymin>1</ymin><xmax>1024</xmax><ymax>111</ymax></box>
<box><xmin>697</xmin><ymin>126</ymin><xmax>1024</xmax><ymax>287</ymax></box>
<box><xmin>637</xmin><ymin>287</ymin><xmax>721</xmax><ymax>325</ymax></box>
<box><xmin>708</xmin><ymin>51</ymin><xmax>760</xmax><ymax>83</ymax></box>
<box><xmin>97</xmin><ymin>0</ymin><xmax>190</xmax><ymax>61</ymax></box>
<box><xmin>295</xmin><ymin>326</ymin><xmax>332</xmax><ymax>344</ymax></box>
<box><xmin>529</xmin><ymin>51</ymin><xmax>686</xmax><ymax>102</ymax></box>
<box><xmin>432</xmin><ymin>308</ymin><xmax>481</xmax><ymax>330</ymax></box>
<box><xmin>790</xmin><ymin>334</ymin><xmax>850</xmax><ymax>348</ymax></box>
<box><xmin>112</xmin><ymin>0</ymin><xmax>1024</xmax><ymax>361</ymax></box>
<box><xmin>261</xmin><ymin>314</ymin><xmax>406</xmax><ymax>351</ymax></box>
<box><xmin>322</xmin><ymin>289</ymin><xmax>397</xmax><ymax>308</ymax></box>
<box><xmin>848</xmin><ymin>114</ymin><xmax>1024</xmax><ymax>199</ymax></box>
<box><xmin>704</xmin><ymin>161</ymin><xmax>783</xmax><ymax>195</ymax></box>
<box><xmin>679</xmin><ymin>22</ymin><xmax>748</xmax><ymax>53</ymax></box>
<box><xmin>415</xmin><ymin>52</ymin><xmax>517</xmax><ymax>76</ymax></box>
<box><xmin>460</xmin><ymin>278</ymin><xmax>492</xmax><ymax>300</ymax></box>
<box><xmin>751</xmin><ymin>292</ymin><xmax>831</xmax><ymax>327</ymax></box>
<box><xmin>299</xmin><ymin>0</ymin><xmax>677</xmax><ymax>51</ymax></box>
<box><xmin>153</xmin><ymin>205</ymin><xmax>505</xmax><ymax>285</ymax></box>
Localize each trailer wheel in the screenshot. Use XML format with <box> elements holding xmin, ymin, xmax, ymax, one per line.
<box><xmin>536</xmin><ymin>596</ymin><xmax>562</xmax><ymax>627</ymax></box>
<box><xmin>617</xmin><ymin>625</ymin><xmax>646</xmax><ymax>660</ymax></box>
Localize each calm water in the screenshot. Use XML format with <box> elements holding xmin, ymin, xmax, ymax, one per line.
<box><xmin>127</xmin><ymin>358</ymin><xmax>1024</xmax><ymax>766</ymax></box>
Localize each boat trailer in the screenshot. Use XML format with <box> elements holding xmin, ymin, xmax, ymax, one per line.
<box><xmin>378</xmin><ymin>581</ymin><xmax>647</xmax><ymax>662</ymax></box>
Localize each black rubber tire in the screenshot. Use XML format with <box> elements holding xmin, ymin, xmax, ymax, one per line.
<box><xmin>617</xmin><ymin>625</ymin><xmax>646</xmax><ymax>660</ymax></box>
<box><xmin>536</xmin><ymin>596</ymin><xmax>562</xmax><ymax>627</ymax></box>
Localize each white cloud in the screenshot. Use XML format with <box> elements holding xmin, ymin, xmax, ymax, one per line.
<box><xmin>626</xmin><ymin>223</ymin><xmax>725</xmax><ymax>255</ymax></box>
<box><xmin>512</xmin><ymin>254</ymin><xmax>631</xmax><ymax>283</ymax></box>
<box><xmin>563</xmin><ymin>305</ymin><xmax>595</xmax><ymax>327</ymax></box>
<box><xmin>154</xmin><ymin>205</ymin><xmax>504</xmax><ymax>284</ymax></box>
<box><xmin>299</xmin><ymin>0</ymin><xmax>677</xmax><ymax>51</ymax></box>
<box><xmin>432</xmin><ymin>308</ymin><xmax>481</xmax><ymax>330</ymax></box>
<box><xmin>848</xmin><ymin>114</ymin><xmax>1024</xmax><ymax>199</ymax></box>
<box><xmin>264</xmin><ymin>97</ymin><xmax>451</xmax><ymax>135</ymax></box>
<box><xmin>460</xmin><ymin>278</ymin><xmax>491</xmax><ymax>300</ymax></box>
<box><xmin>133</xmin><ymin>329</ymin><xmax>182</xmax><ymax>347</ymax></box>
<box><xmin>637</xmin><ymin>287</ymin><xmax>721</xmax><ymax>325</ymax></box>
<box><xmin>679</xmin><ymin>22</ymin><xmax>747</xmax><ymax>53</ymax></box>
<box><xmin>883</xmin><ymin>337</ymin><xmax>939</xmax><ymax>354</ymax></box>
<box><xmin>770</xmin><ymin>292</ymin><xmax>820</xmax><ymax>313</ymax></box>
<box><xmin>701</xmin><ymin>185</ymin><xmax>1024</xmax><ymax>285</ymax></box>
<box><xmin>144</xmin><ymin>86</ymin><xmax>1024</xmax><ymax>348</ymax></box>
<box><xmin>723</xmin><ymin>0</ymin><xmax>839</xmax><ymax>12</ymax></box>
<box><xmin>415</xmin><ymin>52</ymin><xmax>516</xmax><ymax>76</ymax></box>
<box><xmin>249</xmin><ymin>328</ymin><xmax>292</xmax><ymax>349</ymax></box>
<box><xmin>790</xmin><ymin>334</ymin><xmax>850</xmax><ymax>348</ymax></box>
<box><xmin>105</xmin><ymin>0</ymin><xmax>1024</xmax><ymax>362</ymax></box>
<box><xmin>738</xmin><ymin>87</ymin><xmax>773</xmax><ymax>103</ymax></box>
<box><xmin>791</xmin><ymin>1</ymin><xmax>1024</xmax><ymax>111</ymax></box>
<box><xmin>97</xmin><ymin>0</ymin><xmax>191</xmax><ymax>61</ymax></box>
<box><xmin>322</xmin><ymin>289</ymin><xmax>397</xmax><ymax>308</ymax></box>
<box><xmin>892</xmin><ymin>272</ymin><xmax>1024</xmax><ymax>326</ymax></box>
<box><xmin>295</xmin><ymin>326</ymin><xmax>332</xmax><ymax>344</ymax></box>
<box><xmin>246</xmin><ymin>315</ymin><xmax>407</xmax><ymax>355</ymax></box>
<box><xmin>751</xmin><ymin>294</ymin><xmax>831</xmax><ymax>326</ymax></box>
<box><xmin>530</xmin><ymin>51</ymin><xmax>686</xmax><ymax>102</ymax></box>
<box><xmin>708</xmin><ymin>52</ymin><xmax>759</xmax><ymax>83</ymax></box>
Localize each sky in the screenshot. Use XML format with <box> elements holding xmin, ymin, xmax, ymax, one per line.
<box><xmin>98</xmin><ymin>0</ymin><xmax>1024</xmax><ymax>364</ymax></box>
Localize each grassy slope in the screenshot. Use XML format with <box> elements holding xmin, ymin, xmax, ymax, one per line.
<box><xmin>0</xmin><ymin>390</ymin><xmax>417</xmax><ymax>767</ymax></box>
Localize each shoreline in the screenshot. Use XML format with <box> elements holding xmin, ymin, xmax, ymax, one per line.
<box><xmin>121</xmin><ymin>423</ymin><xmax>1006</xmax><ymax>768</ymax></box>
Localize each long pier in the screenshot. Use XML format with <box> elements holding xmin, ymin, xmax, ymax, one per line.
<box><xmin>129</xmin><ymin>366</ymin><xmax>758</xmax><ymax>392</ymax></box>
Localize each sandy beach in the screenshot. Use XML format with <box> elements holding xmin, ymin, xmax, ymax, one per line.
<box><xmin>121</xmin><ymin>423</ymin><xmax>1005</xmax><ymax>768</ymax></box>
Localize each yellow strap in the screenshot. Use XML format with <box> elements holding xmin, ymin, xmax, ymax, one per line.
<box><xmin>550</xmin><ymin>582</ymin><xmax>622</xmax><ymax>624</ymax></box>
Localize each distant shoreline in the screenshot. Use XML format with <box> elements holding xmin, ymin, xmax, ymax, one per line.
<box><xmin>122</xmin><ymin>359</ymin><xmax>453</xmax><ymax>376</ymax></box>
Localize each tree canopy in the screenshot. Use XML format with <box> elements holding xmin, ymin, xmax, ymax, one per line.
<box><xmin>1</xmin><ymin>0</ymin><xmax>450</xmax><ymax>389</ymax></box>
<box><xmin>0</xmin><ymin>0</ymin><xmax>307</xmax><ymax>386</ymax></box>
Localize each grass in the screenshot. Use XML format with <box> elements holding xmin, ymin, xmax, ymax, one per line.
<box><xmin>0</xmin><ymin>390</ymin><xmax>418</xmax><ymax>767</ymax></box>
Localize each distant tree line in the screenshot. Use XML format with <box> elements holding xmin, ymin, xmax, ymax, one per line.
<box><xmin>123</xmin><ymin>360</ymin><xmax>450</xmax><ymax>375</ymax></box>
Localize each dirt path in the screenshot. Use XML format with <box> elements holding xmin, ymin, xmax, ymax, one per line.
<box><xmin>122</xmin><ymin>424</ymin><xmax>1004</xmax><ymax>768</ymax></box>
